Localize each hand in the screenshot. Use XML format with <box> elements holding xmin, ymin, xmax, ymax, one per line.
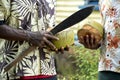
<box><xmin>27</xmin><ymin>31</ymin><xmax>59</xmax><ymax>50</ymax></box>
<box><xmin>55</xmin><ymin>45</ymin><xmax>70</xmax><ymax>54</ymax></box>
<box><xmin>78</xmin><ymin>34</ymin><xmax>101</xmax><ymax>49</ymax></box>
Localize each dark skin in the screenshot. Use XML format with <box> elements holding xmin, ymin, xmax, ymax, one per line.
<box><xmin>79</xmin><ymin>34</ymin><xmax>101</xmax><ymax>49</ymax></box>
<box><xmin>0</xmin><ymin>24</ymin><xmax>59</xmax><ymax>51</ymax></box>
<box><xmin>0</xmin><ymin>24</ymin><xmax>69</xmax><ymax>52</ymax></box>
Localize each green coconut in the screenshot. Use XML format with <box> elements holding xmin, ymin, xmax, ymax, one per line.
<box><xmin>77</xmin><ymin>20</ymin><xmax>103</xmax><ymax>43</ymax></box>
<box><xmin>86</xmin><ymin>20</ymin><xmax>103</xmax><ymax>36</ymax></box>
<box><xmin>52</xmin><ymin>30</ymin><xmax>74</xmax><ymax>49</ymax></box>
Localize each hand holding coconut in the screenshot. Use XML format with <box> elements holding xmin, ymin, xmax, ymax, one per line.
<box><xmin>47</xmin><ymin>27</ymin><xmax>74</xmax><ymax>52</ymax></box>
<box><xmin>27</xmin><ymin>30</ymin><xmax>59</xmax><ymax>51</ymax></box>
<box><xmin>77</xmin><ymin>21</ymin><xmax>103</xmax><ymax>49</ymax></box>
<box><xmin>52</xmin><ymin>30</ymin><xmax>74</xmax><ymax>53</ymax></box>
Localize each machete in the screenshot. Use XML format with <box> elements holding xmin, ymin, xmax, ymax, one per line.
<box><xmin>4</xmin><ymin>5</ymin><xmax>94</xmax><ymax>72</ymax></box>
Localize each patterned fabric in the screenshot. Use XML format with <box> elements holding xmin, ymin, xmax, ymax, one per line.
<box><xmin>99</xmin><ymin>0</ymin><xmax>120</xmax><ymax>73</ymax></box>
<box><xmin>0</xmin><ymin>0</ymin><xmax>56</xmax><ymax>79</ymax></box>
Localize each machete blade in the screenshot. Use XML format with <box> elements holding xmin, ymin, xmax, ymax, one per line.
<box><xmin>51</xmin><ymin>5</ymin><xmax>94</xmax><ymax>35</ymax></box>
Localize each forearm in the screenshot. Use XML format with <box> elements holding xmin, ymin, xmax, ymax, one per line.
<box><xmin>0</xmin><ymin>24</ymin><xmax>28</xmax><ymax>41</ymax></box>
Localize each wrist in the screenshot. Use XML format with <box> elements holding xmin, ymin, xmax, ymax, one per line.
<box><xmin>25</xmin><ymin>31</ymin><xmax>39</xmax><ymax>45</ymax></box>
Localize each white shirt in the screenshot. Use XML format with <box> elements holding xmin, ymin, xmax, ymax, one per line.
<box><xmin>99</xmin><ymin>0</ymin><xmax>120</xmax><ymax>73</ymax></box>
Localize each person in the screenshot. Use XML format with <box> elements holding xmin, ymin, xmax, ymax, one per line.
<box><xmin>0</xmin><ymin>0</ymin><xmax>67</xmax><ymax>80</ymax></box>
<box><xmin>78</xmin><ymin>0</ymin><xmax>120</xmax><ymax>80</ymax></box>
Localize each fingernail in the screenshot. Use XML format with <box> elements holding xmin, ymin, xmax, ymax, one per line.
<box><xmin>86</xmin><ymin>35</ymin><xmax>89</xmax><ymax>37</ymax></box>
<box><xmin>55</xmin><ymin>48</ymin><xmax>58</xmax><ymax>51</ymax></box>
<box><xmin>57</xmin><ymin>38</ymin><xmax>59</xmax><ymax>40</ymax></box>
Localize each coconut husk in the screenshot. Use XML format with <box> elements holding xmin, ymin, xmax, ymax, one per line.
<box><xmin>77</xmin><ymin>21</ymin><xmax>103</xmax><ymax>43</ymax></box>
<box><xmin>52</xmin><ymin>30</ymin><xmax>74</xmax><ymax>49</ymax></box>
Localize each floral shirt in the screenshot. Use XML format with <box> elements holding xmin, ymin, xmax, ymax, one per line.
<box><xmin>99</xmin><ymin>0</ymin><xmax>120</xmax><ymax>73</ymax></box>
<box><xmin>0</xmin><ymin>0</ymin><xmax>56</xmax><ymax>79</ymax></box>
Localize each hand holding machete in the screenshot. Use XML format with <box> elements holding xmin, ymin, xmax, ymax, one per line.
<box><xmin>4</xmin><ymin>5</ymin><xmax>94</xmax><ymax>72</ymax></box>
<box><xmin>27</xmin><ymin>30</ymin><xmax>59</xmax><ymax>50</ymax></box>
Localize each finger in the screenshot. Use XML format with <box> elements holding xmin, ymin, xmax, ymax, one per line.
<box><xmin>43</xmin><ymin>37</ymin><xmax>56</xmax><ymax>50</ymax></box>
<box><xmin>91</xmin><ymin>37</ymin><xmax>101</xmax><ymax>49</ymax></box>
<box><xmin>55</xmin><ymin>48</ymin><xmax>58</xmax><ymax>52</ymax></box>
<box><xmin>58</xmin><ymin>47</ymin><xmax>64</xmax><ymax>54</ymax></box>
<box><xmin>95</xmin><ymin>37</ymin><xmax>99</xmax><ymax>44</ymax></box>
<box><xmin>90</xmin><ymin>35</ymin><xmax>95</xmax><ymax>48</ymax></box>
<box><xmin>91</xmin><ymin>43</ymin><xmax>100</xmax><ymax>49</ymax></box>
<box><xmin>96</xmin><ymin>40</ymin><xmax>102</xmax><ymax>48</ymax></box>
<box><xmin>79</xmin><ymin>36</ymin><xmax>84</xmax><ymax>44</ymax></box>
<box><xmin>98</xmin><ymin>41</ymin><xmax>101</xmax><ymax>46</ymax></box>
<box><xmin>84</xmin><ymin>35</ymin><xmax>90</xmax><ymax>48</ymax></box>
<box><xmin>44</xmin><ymin>33</ymin><xmax>59</xmax><ymax>40</ymax></box>
<box><xmin>64</xmin><ymin>45</ymin><xmax>69</xmax><ymax>51</ymax></box>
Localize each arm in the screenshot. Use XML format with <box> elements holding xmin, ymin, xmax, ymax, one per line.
<box><xmin>0</xmin><ymin>24</ymin><xmax>28</xmax><ymax>41</ymax></box>
<box><xmin>0</xmin><ymin>23</ymin><xmax>58</xmax><ymax>50</ymax></box>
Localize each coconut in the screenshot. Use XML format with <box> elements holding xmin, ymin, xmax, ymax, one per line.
<box><xmin>52</xmin><ymin>30</ymin><xmax>74</xmax><ymax>49</ymax></box>
<box><xmin>77</xmin><ymin>21</ymin><xmax>103</xmax><ymax>43</ymax></box>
